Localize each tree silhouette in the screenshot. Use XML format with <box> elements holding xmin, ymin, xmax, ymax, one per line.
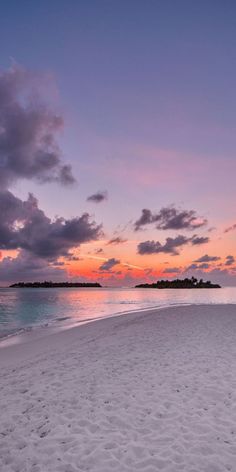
<box><xmin>135</xmin><ymin>277</ymin><xmax>221</xmax><ymax>289</ymax></box>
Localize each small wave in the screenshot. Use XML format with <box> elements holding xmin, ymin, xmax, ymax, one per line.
<box><xmin>0</xmin><ymin>325</ymin><xmax>34</xmax><ymax>342</ymax></box>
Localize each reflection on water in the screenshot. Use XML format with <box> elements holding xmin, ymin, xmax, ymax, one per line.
<box><xmin>0</xmin><ymin>286</ymin><xmax>236</xmax><ymax>339</ymax></box>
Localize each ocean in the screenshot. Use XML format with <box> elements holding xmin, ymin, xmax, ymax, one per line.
<box><xmin>0</xmin><ymin>286</ymin><xmax>236</xmax><ymax>342</ymax></box>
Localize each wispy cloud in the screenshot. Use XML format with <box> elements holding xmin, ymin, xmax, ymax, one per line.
<box><xmin>107</xmin><ymin>237</ymin><xmax>127</xmax><ymax>245</ymax></box>
<box><xmin>224</xmin><ymin>223</ymin><xmax>236</xmax><ymax>233</ymax></box>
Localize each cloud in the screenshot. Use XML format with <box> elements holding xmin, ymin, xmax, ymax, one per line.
<box><xmin>195</xmin><ymin>254</ymin><xmax>221</xmax><ymax>263</ymax></box>
<box><xmin>137</xmin><ymin>235</ymin><xmax>190</xmax><ymax>255</ymax></box>
<box><xmin>187</xmin><ymin>263</ymin><xmax>198</xmax><ymax>270</ymax></box>
<box><xmin>134</xmin><ymin>209</ymin><xmax>153</xmax><ymax>230</ymax></box>
<box><xmin>225</xmin><ymin>255</ymin><xmax>235</xmax><ymax>266</ymax></box>
<box><xmin>0</xmin><ymin>64</ymin><xmax>75</xmax><ymax>189</ymax></box>
<box><xmin>87</xmin><ymin>191</ymin><xmax>108</xmax><ymax>203</ymax></box>
<box><xmin>107</xmin><ymin>237</ymin><xmax>127</xmax><ymax>245</ymax></box>
<box><xmin>99</xmin><ymin>258</ymin><xmax>120</xmax><ymax>271</ymax></box>
<box><xmin>198</xmin><ymin>263</ymin><xmax>210</xmax><ymax>269</ymax></box>
<box><xmin>137</xmin><ymin>234</ymin><xmax>208</xmax><ymax>256</ymax></box>
<box><xmin>0</xmin><ymin>190</ymin><xmax>102</xmax><ymax>260</ymax></box>
<box><xmin>0</xmin><ymin>251</ymin><xmax>67</xmax><ymax>284</ymax></box>
<box><xmin>191</xmin><ymin>236</ymin><xmax>209</xmax><ymax>245</ymax></box>
<box><xmin>134</xmin><ymin>206</ymin><xmax>207</xmax><ymax>231</ymax></box>
<box><xmin>224</xmin><ymin>223</ymin><xmax>236</xmax><ymax>233</ymax></box>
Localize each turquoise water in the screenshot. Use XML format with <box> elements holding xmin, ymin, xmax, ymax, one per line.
<box><xmin>0</xmin><ymin>287</ymin><xmax>236</xmax><ymax>340</ymax></box>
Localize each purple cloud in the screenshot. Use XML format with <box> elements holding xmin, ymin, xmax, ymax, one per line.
<box><xmin>137</xmin><ymin>235</ymin><xmax>190</xmax><ymax>255</ymax></box>
<box><xmin>225</xmin><ymin>255</ymin><xmax>235</xmax><ymax>266</ymax></box>
<box><xmin>0</xmin><ymin>190</ymin><xmax>102</xmax><ymax>260</ymax></box>
<box><xmin>195</xmin><ymin>254</ymin><xmax>221</xmax><ymax>263</ymax></box>
<box><xmin>134</xmin><ymin>206</ymin><xmax>207</xmax><ymax>231</ymax></box>
<box><xmin>138</xmin><ymin>234</ymin><xmax>209</xmax><ymax>256</ymax></box>
<box><xmin>191</xmin><ymin>236</ymin><xmax>209</xmax><ymax>245</ymax></box>
<box><xmin>99</xmin><ymin>258</ymin><xmax>120</xmax><ymax>271</ymax></box>
<box><xmin>0</xmin><ymin>64</ymin><xmax>75</xmax><ymax>189</ymax></box>
<box><xmin>198</xmin><ymin>262</ymin><xmax>210</xmax><ymax>269</ymax></box>
<box><xmin>87</xmin><ymin>191</ymin><xmax>108</xmax><ymax>203</ymax></box>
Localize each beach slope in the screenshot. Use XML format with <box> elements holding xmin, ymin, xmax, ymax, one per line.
<box><xmin>1</xmin><ymin>304</ymin><xmax>236</xmax><ymax>472</ymax></box>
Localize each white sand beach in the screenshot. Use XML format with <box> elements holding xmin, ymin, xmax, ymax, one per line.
<box><xmin>1</xmin><ymin>304</ymin><xmax>236</xmax><ymax>472</ymax></box>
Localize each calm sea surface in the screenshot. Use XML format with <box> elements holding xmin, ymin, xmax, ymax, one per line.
<box><xmin>0</xmin><ymin>287</ymin><xmax>236</xmax><ymax>341</ymax></box>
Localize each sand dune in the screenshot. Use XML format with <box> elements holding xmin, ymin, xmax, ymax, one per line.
<box><xmin>1</xmin><ymin>304</ymin><xmax>236</xmax><ymax>471</ymax></box>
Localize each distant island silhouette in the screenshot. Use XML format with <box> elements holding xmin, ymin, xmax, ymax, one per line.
<box><xmin>9</xmin><ymin>281</ymin><xmax>102</xmax><ymax>288</ymax></box>
<box><xmin>135</xmin><ymin>277</ymin><xmax>221</xmax><ymax>289</ymax></box>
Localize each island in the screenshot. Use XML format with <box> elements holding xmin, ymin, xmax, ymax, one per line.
<box><xmin>9</xmin><ymin>281</ymin><xmax>102</xmax><ymax>288</ymax></box>
<box><xmin>135</xmin><ymin>277</ymin><xmax>221</xmax><ymax>289</ymax></box>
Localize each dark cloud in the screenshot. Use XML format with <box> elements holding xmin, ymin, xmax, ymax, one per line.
<box><xmin>224</xmin><ymin>223</ymin><xmax>236</xmax><ymax>233</ymax></box>
<box><xmin>134</xmin><ymin>206</ymin><xmax>207</xmax><ymax>231</ymax></box>
<box><xmin>134</xmin><ymin>209</ymin><xmax>152</xmax><ymax>230</ymax></box>
<box><xmin>87</xmin><ymin>191</ymin><xmax>108</xmax><ymax>203</ymax></box>
<box><xmin>137</xmin><ymin>235</ymin><xmax>190</xmax><ymax>255</ymax></box>
<box><xmin>0</xmin><ymin>65</ymin><xmax>76</xmax><ymax>189</ymax></box>
<box><xmin>195</xmin><ymin>254</ymin><xmax>221</xmax><ymax>263</ymax></box>
<box><xmin>0</xmin><ymin>190</ymin><xmax>102</xmax><ymax>260</ymax></box>
<box><xmin>225</xmin><ymin>255</ymin><xmax>235</xmax><ymax>266</ymax></box>
<box><xmin>99</xmin><ymin>258</ymin><xmax>120</xmax><ymax>271</ymax></box>
<box><xmin>137</xmin><ymin>234</ymin><xmax>208</xmax><ymax>256</ymax></box>
<box><xmin>191</xmin><ymin>236</ymin><xmax>209</xmax><ymax>245</ymax></box>
<box><xmin>107</xmin><ymin>237</ymin><xmax>127</xmax><ymax>245</ymax></box>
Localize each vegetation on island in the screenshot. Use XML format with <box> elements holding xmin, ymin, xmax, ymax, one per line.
<box><xmin>135</xmin><ymin>277</ymin><xmax>221</xmax><ymax>289</ymax></box>
<box><xmin>9</xmin><ymin>281</ymin><xmax>102</xmax><ymax>288</ymax></box>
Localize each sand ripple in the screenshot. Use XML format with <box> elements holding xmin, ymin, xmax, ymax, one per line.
<box><xmin>1</xmin><ymin>304</ymin><xmax>236</xmax><ymax>471</ymax></box>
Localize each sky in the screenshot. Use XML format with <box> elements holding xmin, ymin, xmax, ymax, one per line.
<box><xmin>0</xmin><ymin>0</ymin><xmax>236</xmax><ymax>286</ymax></box>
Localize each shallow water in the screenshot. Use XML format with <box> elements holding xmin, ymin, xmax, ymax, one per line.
<box><xmin>0</xmin><ymin>286</ymin><xmax>236</xmax><ymax>340</ymax></box>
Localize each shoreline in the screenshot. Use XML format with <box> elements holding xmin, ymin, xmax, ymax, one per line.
<box><xmin>0</xmin><ymin>300</ymin><xmax>223</xmax><ymax>354</ymax></box>
<box><xmin>0</xmin><ymin>301</ymin><xmax>235</xmax><ymax>362</ymax></box>
<box><xmin>0</xmin><ymin>301</ymin><xmax>193</xmax><ymax>350</ymax></box>
<box><xmin>1</xmin><ymin>286</ymin><xmax>236</xmax><ymax>349</ymax></box>
<box><xmin>1</xmin><ymin>303</ymin><xmax>236</xmax><ymax>471</ymax></box>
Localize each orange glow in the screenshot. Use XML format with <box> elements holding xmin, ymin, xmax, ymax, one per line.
<box><xmin>57</xmin><ymin>226</ymin><xmax>235</xmax><ymax>286</ymax></box>
<box><xmin>0</xmin><ymin>250</ymin><xmax>18</xmax><ymax>260</ymax></box>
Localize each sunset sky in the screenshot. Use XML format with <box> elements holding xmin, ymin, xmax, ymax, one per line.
<box><xmin>0</xmin><ymin>1</ymin><xmax>235</xmax><ymax>286</ymax></box>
